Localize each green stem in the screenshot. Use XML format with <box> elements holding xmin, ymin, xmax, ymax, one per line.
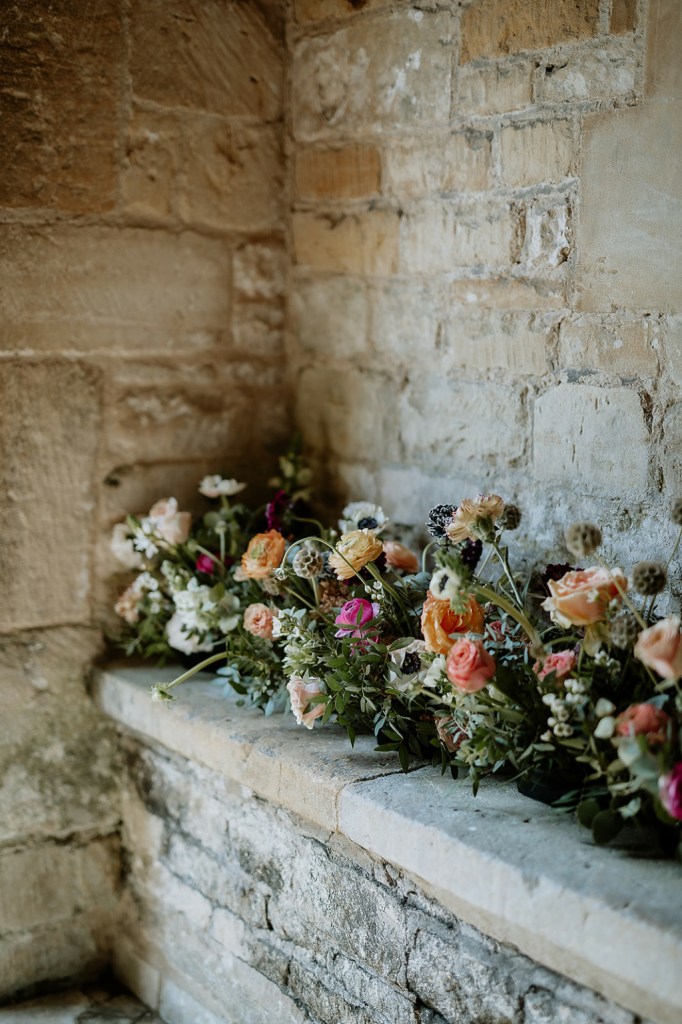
<box><xmin>421</xmin><ymin>539</ymin><xmax>439</xmax><ymax>574</ymax></box>
<box><xmin>160</xmin><ymin>650</ymin><xmax>228</xmax><ymax>692</ymax></box>
<box><xmin>594</xmin><ymin>555</ymin><xmax>647</xmax><ymax>630</ymax></box>
<box><xmin>291</xmin><ymin>514</ymin><xmax>328</xmax><ymax>535</ymax></box>
<box><xmin>665</xmin><ymin>525</ymin><xmax>682</xmax><ymax>571</ymax></box>
<box><xmin>473</xmin><ymin>583</ymin><xmax>539</xmax><ymax>646</ymax></box>
<box><xmin>490</xmin><ymin>540</ymin><xmax>524</xmax><ymax>607</ymax></box>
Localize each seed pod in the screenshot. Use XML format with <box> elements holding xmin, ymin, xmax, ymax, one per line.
<box><xmin>608</xmin><ymin>610</ymin><xmax>640</xmax><ymax>649</ymax></box>
<box><xmin>500</xmin><ymin>504</ymin><xmax>522</xmax><ymax>531</ymax></box>
<box><xmin>292</xmin><ymin>546</ymin><xmax>325</xmax><ymax>579</ymax></box>
<box><xmin>632</xmin><ymin>561</ymin><xmax>667</xmax><ymax>596</ymax></box>
<box><xmin>671</xmin><ymin>498</ymin><xmax>682</xmax><ymax>526</ymax></box>
<box><xmin>564</xmin><ymin>522</ymin><xmax>602</xmax><ymax>558</ymax></box>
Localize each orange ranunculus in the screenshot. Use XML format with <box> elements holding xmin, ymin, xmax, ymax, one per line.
<box><xmin>421</xmin><ymin>592</ymin><xmax>485</xmax><ymax>654</ymax></box>
<box><xmin>241</xmin><ymin>530</ymin><xmax>286</xmax><ymax>579</ymax></box>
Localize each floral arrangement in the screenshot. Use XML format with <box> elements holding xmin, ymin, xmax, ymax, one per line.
<box><xmin>111</xmin><ymin>453</ymin><xmax>682</xmax><ymax>857</ymax></box>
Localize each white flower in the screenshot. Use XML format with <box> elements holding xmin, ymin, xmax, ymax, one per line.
<box><xmin>165</xmin><ymin>611</ymin><xmax>215</xmax><ymax>656</ymax></box>
<box><xmin>132</xmin><ymin>519</ymin><xmax>159</xmax><ymax>559</ymax></box>
<box><xmin>389</xmin><ymin>640</ymin><xmax>429</xmax><ymax>694</ymax></box>
<box><xmin>429</xmin><ymin>567</ymin><xmax>463</xmax><ymax>604</ymax></box>
<box><xmin>339</xmin><ymin>501</ymin><xmax>388</xmax><ymax>535</ymax></box>
<box><xmin>199</xmin><ymin>475</ymin><xmax>247</xmax><ymax>498</ymax></box>
<box><xmin>110</xmin><ymin>523</ymin><xmax>143</xmax><ymax>569</ymax></box>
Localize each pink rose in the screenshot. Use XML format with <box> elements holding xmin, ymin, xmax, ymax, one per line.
<box><xmin>148</xmin><ymin>497</ymin><xmax>191</xmax><ymax>546</ymax></box>
<box><xmin>334</xmin><ymin>598</ymin><xmax>380</xmax><ymax>639</ymax></box>
<box><xmin>659</xmin><ymin>763</ymin><xmax>682</xmax><ymax>820</ymax></box>
<box><xmin>446</xmin><ymin>638</ymin><xmax>496</xmax><ymax>693</ymax></box>
<box><xmin>287</xmin><ymin>674</ymin><xmax>326</xmax><ymax>729</ymax></box>
<box><xmin>383</xmin><ymin>541</ymin><xmax>420</xmax><ymax>574</ymax></box>
<box><xmin>615</xmin><ymin>703</ymin><xmax>671</xmax><ymax>745</ymax></box>
<box><xmin>435</xmin><ymin>715</ymin><xmax>467</xmax><ymax>753</ymax></box>
<box><xmin>533</xmin><ymin>649</ymin><xmax>576</xmax><ymax>683</ymax></box>
<box><xmin>634</xmin><ymin>616</ymin><xmax>682</xmax><ymax>681</ymax></box>
<box><xmin>196</xmin><ymin>553</ymin><xmax>217</xmax><ymax>575</ymax></box>
<box><xmin>243</xmin><ymin>603</ymin><xmax>277</xmax><ymax>641</ymax></box>
<box><xmin>542</xmin><ymin>566</ymin><xmax>626</xmax><ymax>627</ymax></box>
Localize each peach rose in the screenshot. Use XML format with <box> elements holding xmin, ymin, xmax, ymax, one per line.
<box><xmin>446</xmin><ymin>638</ymin><xmax>496</xmax><ymax>693</ymax></box>
<box><xmin>541</xmin><ymin>566</ymin><xmax>627</xmax><ymax>628</ymax></box>
<box><xmin>148</xmin><ymin>497</ymin><xmax>192</xmax><ymax>546</ymax></box>
<box><xmin>634</xmin><ymin>616</ymin><xmax>682</xmax><ymax>680</ymax></box>
<box><xmin>328</xmin><ymin>529</ymin><xmax>383</xmax><ymax>580</ymax></box>
<box><xmin>383</xmin><ymin>540</ymin><xmax>420</xmax><ymax>574</ymax></box>
<box><xmin>446</xmin><ymin>494</ymin><xmax>505</xmax><ymax>544</ymax></box>
<box><xmin>615</xmin><ymin>703</ymin><xmax>671</xmax><ymax>745</ymax></box>
<box><xmin>241</xmin><ymin>530</ymin><xmax>286</xmax><ymax>580</ymax></box>
<box><xmin>287</xmin><ymin>674</ymin><xmax>326</xmax><ymax>729</ymax></box>
<box><xmin>533</xmin><ymin>649</ymin><xmax>576</xmax><ymax>683</ymax></box>
<box><xmin>421</xmin><ymin>593</ymin><xmax>486</xmax><ymax>655</ymax></box>
<box><xmin>243</xmin><ymin>603</ymin><xmax>277</xmax><ymax>641</ymax></box>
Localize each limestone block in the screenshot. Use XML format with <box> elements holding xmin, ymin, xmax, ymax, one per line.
<box><xmin>129</xmin><ymin>0</ymin><xmax>282</xmax><ymax>120</ymax></box>
<box><xmin>660</xmin><ymin>402</ymin><xmax>682</xmax><ymax>497</ymax></box>
<box><xmin>518</xmin><ymin>194</ymin><xmax>572</xmax><ymax>273</ymax></box>
<box><xmin>457</xmin><ymin>61</ymin><xmax>533</xmax><ymax>115</ymax></box>
<box><xmin>295</xmin><ymin>145</ymin><xmax>381</xmax><ymax>200</ymax></box>
<box><xmin>293</xmin><ymin>210</ymin><xmax>399</xmax><ymax>275</ymax></box>
<box><xmin>122</xmin><ymin>108</ymin><xmax>181</xmax><ymax>221</ymax></box>
<box><xmin>646</xmin><ymin>0</ymin><xmax>682</xmax><ymax>99</ymax></box>
<box><xmin>0</xmin><ymin>916</ymin><xmax>106</xmax><ymax>1001</ymax></box>
<box><xmin>0</xmin><ymin>846</ymin><xmax>80</xmax><ymax>932</ymax></box>
<box><xmin>459</xmin><ymin>0</ymin><xmax>600</xmax><ymax>62</ymax></box>
<box><xmin>578</xmin><ymin>101</ymin><xmax>682</xmax><ymax>313</ymax></box>
<box><xmin>448</xmin><ymin>278</ymin><xmax>566</xmax><ymax>311</ymax></box>
<box><xmin>0</xmin><ymin>226</ymin><xmax>231</xmax><ymax>354</ymax></box>
<box><xmin>378</xmin><ymin>466</ymin><xmax>478</xmax><ymax>526</ymax></box>
<box><xmin>0</xmin><ymin>363</ymin><xmax>99</xmax><ymax>630</ymax></box>
<box><xmin>287</xmin><ymin>957</ymin><xmax>413</xmax><ymax>1024</ymax></box>
<box><xmin>533</xmin><ymin>385</ymin><xmax>649</xmax><ymax>492</ymax></box>
<box><xmin>0</xmin><ymin>0</ymin><xmax>122</xmax><ymax>211</ymax></box>
<box><xmin>231</xmin><ymin>304</ymin><xmax>286</xmax><ymax>359</ymax></box>
<box><xmin>383</xmin><ymin>131</ymin><xmax>492</xmax><ymax>196</ymax></box>
<box><xmin>233</xmin><ymin>243</ymin><xmax>286</xmax><ymax>303</ymax></box>
<box><xmin>370</xmin><ymin>279</ymin><xmax>444</xmax><ymax>363</ymax></box>
<box><xmin>662</xmin><ymin>315</ymin><xmax>682</xmax><ymax>386</ymax></box>
<box><xmin>499</xmin><ymin>120</ymin><xmax>576</xmax><ymax>188</ymax></box>
<box><xmin>112</xmin><ymin>939</ymin><xmax>162</xmax><ymax>1012</ymax></box>
<box><xmin>400</xmin><ymin>200</ymin><xmax>518</xmax><ymax>274</ymax></box>
<box><xmin>292</xmin><ymin>276</ymin><xmax>369</xmax><ymax>359</ymax></box>
<box><xmin>557</xmin><ymin>316</ymin><xmax>657</xmax><ymax>378</ymax></box>
<box><xmin>611</xmin><ymin>0</ymin><xmax>637</xmax><ymax>33</ymax></box>
<box><xmin>295</xmin><ymin>0</ymin><xmax>383</xmax><ymax>21</ymax></box>
<box><xmin>443</xmin><ymin>312</ymin><xmax>550</xmax><ymax>375</ymax></box>
<box><xmin>538</xmin><ymin>44</ymin><xmax>637</xmax><ymax>103</ymax></box>
<box><xmin>292</xmin><ymin>12</ymin><xmax>452</xmax><ymax>139</ymax></box>
<box><xmin>158</xmin><ymin>978</ymin><xmax>225</xmax><ymax>1024</ymax></box>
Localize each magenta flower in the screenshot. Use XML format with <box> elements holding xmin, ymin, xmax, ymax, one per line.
<box><xmin>196</xmin><ymin>553</ymin><xmax>217</xmax><ymax>575</ymax></box>
<box><xmin>334</xmin><ymin>598</ymin><xmax>380</xmax><ymax>639</ymax></box>
<box><xmin>659</xmin><ymin>762</ymin><xmax>682</xmax><ymax>821</ymax></box>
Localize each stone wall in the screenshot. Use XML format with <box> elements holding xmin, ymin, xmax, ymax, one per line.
<box><xmin>0</xmin><ymin>0</ymin><xmax>288</xmax><ymax>999</ymax></box>
<box><xmin>287</xmin><ymin>0</ymin><xmax>682</xmax><ymax>577</ymax></box>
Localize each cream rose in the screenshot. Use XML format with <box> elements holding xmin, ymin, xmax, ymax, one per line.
<box><xmin>446</xmin><ymin>494</ymin><xmax>505</xmax><ymax>544</ymax></box>
<box><xmin>328</xmin><ymin>529</ymin><xmax>383</xmax><ymax>580</ymax></box>
<box><xmin>634</xmin><ymin>616</ymin><xmax>682</xmax><ymax>681</ymax></box>
<box><xmin>542</xmin><ymin>566</ymin><xmax>626</xmax><ymax>628</ymax></box>
<box><xmin>148</xmin><ymin>497</ymin><xmax>192</xmax><ymax>546</ymax></box>
<box><xmin>243</xmin><ymin>603</ymin><xmax>277</xmax><ymax>641</ymax></box>
<box><xmin>287</xmin><ymin>674</ymin><xmax>326</xmax><ymax>729</ymax></box>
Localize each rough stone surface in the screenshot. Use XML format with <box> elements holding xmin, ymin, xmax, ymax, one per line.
<box><xmin>459</xmin><ymin>0</ymin><xmax>601</xmax><ymax>62</ymax></box>
<box><xmin>296</xmin><ymin>145</ymin><xmax>381</xmax><ymax>200</ymax></box>
<box><xmin>3</xmin><ymin>983</ymin><xmax>167</xmax><ymax>1023</ymax></box>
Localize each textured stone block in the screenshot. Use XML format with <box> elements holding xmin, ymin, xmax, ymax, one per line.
<box><xmin>293</xmin><ymin>277</ymin><xmax>369</xmax><ymax>358</ymax></box>
<box><xmin>557</xmin><ymin>317</ymin><xmax>657</xmax><ymax>378</ymax></box>
<box><xmin>233</xmin><ymin>243</ymin><xmax>286</xmax><ymax>304</ymax></box>
<box><xmin>660</xmin><ymin>402</ymin><xmax>682</xmax><ymax>497</ymax></box>
<box><xmin>296</xmin><ymin>145</ymin><xmax>381</xmax><ymax>199</ymax></box>
<box><xmin>533</xmin><ymin>385</ymin><xmax>649</xmax><ymax>492</ymax></box>
<box><xmin>400</xmin><ymin>200</ymin><xmax>518</xmax><ymax>274</ymax></box>
<box><xmin>292</xmin><ymin>12</ymin><xmax>452</xmax><ymax>139</ymax></box>
<box><xmin>129</xmin><ymin>0</ymin><xmax>282</xmax><ymax>119</ymax></box>
<box><xmin>295</xmin><ymin>0</ymin><xmax>383</xmax><ymax>21</ymax></box>
<box><xmin>448</xmin><ymin>278</ymin><xmax>566</xmax><ymax>311</ymax></box>
<box><xmin>0</xmin><ymin>916</ymin><xmax>106</xmax><ymax>1000</ymax></box>
<box><xmin>370</xmin><ymin>280</ymin><xmax>444</xmax><ymax>363</ymax></box>
<box><xmin>293</xmin><ymin>210</ymin><xmax>399</xmax><ymax>275</ymax></box>
<box><xmin>611</xmin><ymin>0</ymin><xmax>637</xmax><ymax>33</ymax></box>
<box><xmin>500</xmin><ymin>120</ymin><xmax>575</xmax><ymax>187</ymax></box>
<box><xmin>457</xmin><ymin>61</ymin><xmax>533</xmax><ymax>115</ymax></box>
<box><xmin>518</xmin><ymin>194</ymin><xmax>572</xmax><ymax>274</ymax></box>
<box><xmin>296</xmin><ymin>366</ymin><xmax>396</xmax><ymax>461</ymax></box>
<box><xmin>122</xmin><ymin>108</ymin><xmax>181</xmax><ymax>221</ymax></box>
<box><xmin>445</xmin><ymin>313</ymin><xmax>550</xmax><ymax>375</ymax></box>
<box><xmin>0</xmin><ymin>0</ymin><xmax>123</xmax><ymax>211</ymax></box>
<box><xmin>539</xmin><ymin>45</ymin><xmax>637</xmax><ymax>103</ymax></box>
<box><xmin>646</xmin><ymin>0</ymin><xmax>682</xmax><ymax>99</ymax></box>
<box><xmin>460</xmin><ymin>0</ymin><xmax>600</xmax><ymax>62</ymax></box>
<box><xmin>384</xmin><ymin>131</ymin><xmax>492</xmax><ymax>195</ymax></box>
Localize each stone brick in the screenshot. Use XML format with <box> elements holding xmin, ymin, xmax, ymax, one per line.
<box><xmin>457</xmin><ymin>61</ymin><xmax>533</xmax><ymax>115</ymax></box>
<box><xmin>179</xmin><ymin>121</ymin><xmax>283</xmax><ymax>231</ymax></box>
<box><xmin>296</xmin><ymin>145</ymin><xmax>381</xmax><ymax>200</ymax></box>
<box><xmin>500</xmin><ymin>120</ymin><xmax>575</xmax><ymax>188</ymax></box>
<box><xmin>0</xmin><ymin>1</ymin><xmax>123</xmax><ymax>212</ymax></box>
<box><xmin>539</xmin><ymin>44</ymin><xmax>637</xmax><ymax>103</ymax></box>
<box><xmin>0</xmin><ymin>226</ymin><xmax>231</xmax><ymax>354</ymax></box>
<box><xmin>646</xmin><ymin>0</ymin><xmax>682</xmax><ymax>99</ymax></box>
<box><xmin>448</xmin><ymin>278</ymin><xmax>566</xmax><ymax>310</ymax></box>
<box><xmin>0</xmin><ymin>846</ymin><xmax>79</xmax><ymax>932</ymax></box>
<box><xmin>444</xmin><ymin>312</ymin><xmax>550</xmax><ymax>375</ymax></box>
<box><xmin>460</xmin><ymin>0</ymin><xmax>600</xmax><ymax>62</ymax></box>
<box><xmin>518</xmin><ymin>194</ymin><xmax>572</xmax><ymax>274</ymax></box>
<box><xmin>233</xmin><ymin>243</ymin><xmax>286</xmax><ymax>304</ymax></box>
<box><xmin>293</xmin><ymin>210</ymin><xmax>399</xmax><ymax>275</ymax></box>
<box><xmin>370</xmin><ymin>280</ymin><xmax>444</xmax><ymax>362</ymax></box>
<box><xmin>158</xmin><ymin>978</ymin><xmax>225</xmax><ymax>1024</ymax></box>
<box><xmin>660</xmin><ymin>402</ymin><xmax>682</xmax><ymax>497</ymax></box>
<box><xmin>557</xmin><ymin>316</ymin><xmax>657</xmax><ymax>378</ymax></box>
<box><xmin>292</xmin><ymin>12</ymin><xmax>452</xmax><ymax>139</ymax></box>
<box><xmin>0</xmin><ymin>916</ymin><xmax>106</xmax><ymax>1000</ymax></box>
<box><xmin>129</xmin><ymin>0</ymin><xmax>282</xmax><ymax>120</ymax></box>
<box><xmin>578</xmin><ymin>102</ymin><xmax>682</xmax><ymax>313</ymax></box>
<box><xmin>295</xmin><ymin>0</ymin><xmax>384</xmax><ymax>21</ymax></box>
<box><xmin>293</xmin><ymin>277</ymin><xmax>369</xmax><ymax>358</ymax></box>
<box><xmin>383</xmin><ymin>131</ymin><xmax>492</xmax><ymax>196</ymax></box>
<box><xmin>122</xmin><ymin>109</ymin><xmax>183</xmax><ymax>221</ymax></box>
<box><xmin>533</xmin><ymin>385</ymin><xmax>649</xmax><ymax>492</ymax></box>
<box><xmin>400</xmin><ymin>200</ymin><xmax>518</xmax><ymax>274</ymax></box>
<box><xmin>662</xmin><ymin>315</ymin><xmax>682</xmax><ymax>386</ymax></box>
<box><xmin>231</xmin><ymin>304</ymin><xmax>286</xmax><ymax>359</ymax></box>
<box><xmin>611</xmin><ymin>0</ymin><xmax>637</xmax><ymax>33</ymax></box>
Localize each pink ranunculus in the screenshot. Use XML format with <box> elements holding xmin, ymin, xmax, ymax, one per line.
<box><xmin>196</xmin><ymin>553</ymin><xmax>217</xmax><ymax>575</ymax></box>
<box><xmin>446</xmin><ymin>638</ymin><xmax>496</xmax><ymax>694</ymax></box>
<box><xmin>533</xmin><ymin>649</ymin><xmax>577</xmax><ymax>683</ymax></box>
<box><xmin>542</xmin><ymin>566</ymin><xmax>626</xmax><ymax>628</ymax></box>
<box><xmin>334</xmin><ymin>598</ymin><xmax>380</xmax><ymax>639</ymax></box>
<box><xmin>634</xmin><ymin>616</ymin><xmax>682</xmax><ymax>681</ymax></box>
<box><xmin>243</xmin><ymin>603</ymin><xmax>277</xmax><ymax>641</ymax></box>
<box><xmin>148</xmin><ymin>497</ymin><xmax>192</xmax><ymax>546</ymax></box>
<box><xmin>383</xmin><ymin>540</ymin><xmax>420</xmax><ymax>574</ymax></box>
<box><xmin>287</xmin><ymin>674</ymin><xmax>326</xmax><ymax>729</ymax></box>
<box><xmin>615</xmin><ymin>703</ymin><xmax>672</xmax><ymax>746</ymax></box>
<box><xmin>659</xmin><ymin>762</ymin><xmax>682</xmax><ymax>820</ymax></box>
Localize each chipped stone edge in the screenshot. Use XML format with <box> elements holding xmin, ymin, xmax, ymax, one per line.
<box><xmin>95</xmin><ymin>666</ymin><xmax>681</xmax><ymax>1024</ymax></box>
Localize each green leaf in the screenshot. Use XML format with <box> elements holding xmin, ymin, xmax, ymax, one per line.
<box><xmin>398</xmin><ymin>744</ymin><xmax>410</xmax><ymax>772</ymax></box>
<box><xmin>591</xmin><ymin>810</ymin><xmax>622</xmax><ymax>845</ymax></box>
<box><xmin>576</xmin><ymin>798</ymin><xmax>601</xmax><ymax>829</ymax></box>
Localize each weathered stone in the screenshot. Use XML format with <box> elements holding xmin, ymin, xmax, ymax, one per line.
<box><xmin>444</xmin><ymin>312</ymin><xmax>550</xmax><ymax>375</ymax></box>
<box><xmin>557</xmin><ymin>316</ymin><xmax>657</xmax><ymax>378</ymax></box>
<box><xmin>0</xmin><ymin>0</ymin><xmax>123</xmax><ymax>212</ymax></box>
<box><xmin>293</xmin><ymin>277</ymin><xmax>369</xmax><ymax>358</ymax></box>
<box><xmin>129</xmin><ymin>0</ymin><xmax>282</xmax><ymax>120</ymax></box>
<box><xmin>538</xmin><ymin>44</ymin><xmax>637</xmax><ymax>103</ymax></box>
<box><xmin>400</xmin><ymin>200</ymin><xmax>518</xmax><ymax>274</ymax></box>
<box><xmin>646</xmin><ymin>0</ymin><xmax>682</xmax><ymax>99</ymax></box>
<box><xmin>296</xmin><ymin>145</ymin><xmax>381</xmax><ymax>200</ymax></box>
<box><xmin>660</xmin><ymin>402</ymin><xmax>682</xmax><ymax>497</ymax></box>
<box><xmin>370</xmin><ymin>279</ymin><xmax>444</xmax><ymax>363</ymax></box>
<box><xmin>293</xmin><ymin>210</ymin><xmax>400</xmax><ymax>275</ymax></box>
<box><xmin>500</xmin><ymin>119</ymin><xmax>575</xmax><ymax>188</ymax></box>
<box><xmin>122</xmin><ymin>108</ymin><xmax>181</xmax><ymax>221</ymax></box>
<box><xmin>518</xmin><ymin>194</ymin><xmax>572</xmax><ymax>274</ymax></box>
<box><xmin>460</xmin><ymin>0</ymin><xmax>600</xmax><ymax>62</ymax></box>
<box><xmin>383</xmin><ymin>131</ymin><xmax>492</xmax><ymax>195</ymax></box>
<box><xmin>292</xmin><ymin>12</ymin><xmax>452</xmax><ymax>139</ymax></box>
<box><xmin>448</xmin><ymin>278</ymin><xmax>566</xmax><ymax>311</ymax></box>
<box><xmin>534</xmin><ymin>385</ymin><xmax>649</xmax><ymax>492</ymax></box>
<box><xmin>0</xmin><ymin>915</ymin><xmax>108</xmax><ymax>1001</ymax></box>
<box><xmin>457</xmin><ymin>61</ymin><xmax>533</xmax><ymax>115</ymax></box>
<box><xmin>295</xmin><ymin>0</ymin><xmax>383</xmax><ymax>21</ymax></box>
<box><xmin>611</xmin><ymin>0</ymin><xmax>637</xmax><ymax>34</ymax></box>
<box><xmin>233</xmin><ymin>243</ymin><xmax>286</xmax><ymax>303</ymax></box>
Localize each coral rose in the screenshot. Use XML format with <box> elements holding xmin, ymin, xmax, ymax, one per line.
<box><xmin>615</xmin><ymin>703</ymin><xmax>671</xmax><ymax>745</ymax></box>
<box><xmin>541</xmin><ymin>566</ymin><xmax>626</xmax><ymax>628</ymax></box>
<box><xmin>328</xmin><ymin>529</ymin><xmax>383</xmax><ymax>580</ymax></box>
<box><xmin>383</xmin><ymin>540</ymin><xmax>419</xmax><ymax>574</ymax></box>
<box><xmin>241</xmin><ymin>530</ymin><xmax>286</xmax><ymax>579</ymax></box>
<box><xmin>445</xmin><ymin>494</ymin><xmax>505</xmax><ymax>544</ymax></box>
<box><xmin>287</xmin><ymin>674</ymin><xmax>326</xmax><ymax>729</ymax></box>
<box><xmin>634</xmin><ymin>616</ymin><xmax>682</xmax><ymax>681</ymax></box>
<box><xmin>659</xmin><ymin>763</ymin><xmax>682</xmax><ymax>820</ymax></box>
<box><xmin>148</xmin><ymin>497</ymin><xmax>192</xmax><ymax>546</ymax></box>
<box><xmin>446</xmin><ymin>638</ymin><xmax>496</xmax><ymax>693</ymax></box>
<box><xmin>533</xmin><ymin>649</ymin><xmax>576</xmax><ymax>683</ymax></box>
<box><xmin>421</xmin><ymin>593</ymin><xmax>485</xmax><ymax>655</ymax></box>
<box><xmin>243</xmin><ymin>603</ymin><xmax>277</xmax><ymax>641</ymax></box>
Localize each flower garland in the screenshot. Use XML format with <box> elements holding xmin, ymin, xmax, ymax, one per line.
<box><xmin>111</xmin><ymin>452</ymin><xmax>682</xmax><ymax>857</ymax></box>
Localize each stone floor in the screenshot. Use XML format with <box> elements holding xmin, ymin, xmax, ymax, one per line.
<box><xmin>0</xmin><ymin>982</ymin><xmax>166</xmax><ymax>1023</ymax></box>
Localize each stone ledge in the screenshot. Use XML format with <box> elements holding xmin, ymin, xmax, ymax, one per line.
<box><xmin>95</xmin><ymin>665</ymin><xmax>682</xmax><ymax>1024</ymax></box>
